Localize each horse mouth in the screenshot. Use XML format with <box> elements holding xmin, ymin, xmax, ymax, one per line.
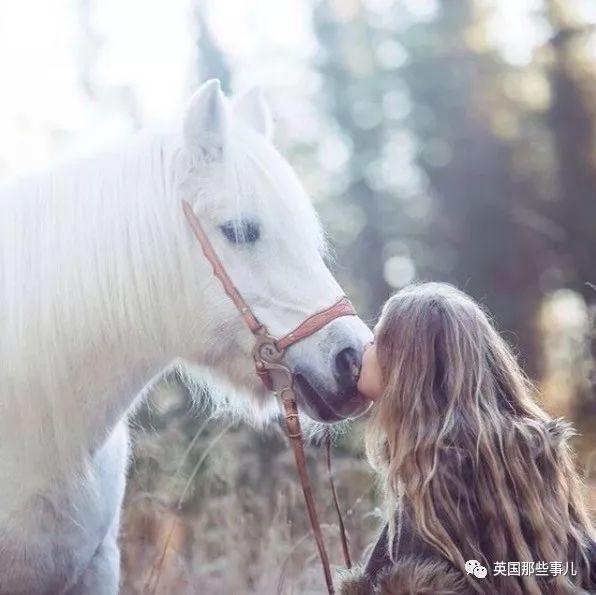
<box><xmin>294</xmin><ymin>373</ymin><xmax>371</xmax><ymax>423</ymax></box>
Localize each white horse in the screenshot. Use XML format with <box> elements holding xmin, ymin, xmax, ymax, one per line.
<box><xmin>0</xmin><ymin>80</ymin><xmax>372</xmax><ymax>594</ymax></box>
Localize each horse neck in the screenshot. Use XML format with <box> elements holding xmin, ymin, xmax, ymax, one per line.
<box><xmin>1</xmin><ymin>134</ymin><xmax>216</xmax><ymax>476</ymax></box>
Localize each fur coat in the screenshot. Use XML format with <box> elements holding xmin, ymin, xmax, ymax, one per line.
<box><xmin>338</xmin><ymin>519</ymin><xmax>476</xmax><ymax>595</ymax></box>
<box><xmin>339</xmin><ymin>555</ymin><xmax>472</xmax><ymax>595</ymax></box>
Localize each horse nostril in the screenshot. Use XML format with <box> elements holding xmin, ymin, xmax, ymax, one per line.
<box><xmin>334</xmin><ymin>347</ymin><xmax>362</xmax><ymax>390</ymax></box>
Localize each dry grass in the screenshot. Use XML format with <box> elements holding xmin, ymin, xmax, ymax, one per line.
<box><xmin>119</xmin><ymin>386</ymin><xmax>380</xmax><ymax>595</ymax></box>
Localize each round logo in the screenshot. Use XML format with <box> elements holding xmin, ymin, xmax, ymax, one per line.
<box><xmin>465</xmin><ymin>559</ymin><xmax>488</xmax><ymax>579</ymax></box>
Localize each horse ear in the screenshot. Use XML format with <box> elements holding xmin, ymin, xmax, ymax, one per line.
<box><xmin>183</xmin><ymin>79</ymin><xmax>228</xmax><ymax>159</ymax></box>
<box><xmin>233</xmin><ymin>87</ymin><xmax>273</xmax><ymax>140</ymax></box>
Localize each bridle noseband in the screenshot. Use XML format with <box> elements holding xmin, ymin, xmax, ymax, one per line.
<box><xmin>183</xmin><ymin>200</ymin><xmax>355</xmax><ymax>593</ymax></box>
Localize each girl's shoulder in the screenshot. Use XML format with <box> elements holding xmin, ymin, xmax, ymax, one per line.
<box><xmin>339</xmin><ymin>553</ymin><xmax>473</xmax><ymax>595</ymax></box>
<box><xmin>347</xmin><ymin>516</ymin><xmax>471</xmax><ymax>595</ymax></box>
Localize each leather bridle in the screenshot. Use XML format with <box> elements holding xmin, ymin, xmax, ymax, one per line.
<box><xmin>183</xmin><ymin>200</ymin><xmax>354</xmax><ymax>593</ymax></box>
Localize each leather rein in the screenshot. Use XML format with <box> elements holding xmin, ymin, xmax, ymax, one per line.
<box><xmin>182</xmin><ymin>200</ymin><xmax>353</xmax><ymax>593</ymax></box>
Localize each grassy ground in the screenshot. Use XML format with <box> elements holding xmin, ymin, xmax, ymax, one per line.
<box><xmin>119</xmin><ymin>385</ymin><xmax>381</xmax><ymax>595</ymax></box>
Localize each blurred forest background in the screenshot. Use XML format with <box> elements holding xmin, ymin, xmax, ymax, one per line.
<box><xmin>1</xmin><ymin>0</ymin><xmax>595</xmax><ymax>593</ymax></box>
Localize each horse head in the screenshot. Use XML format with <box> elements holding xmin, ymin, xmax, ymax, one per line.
<box><xmin>179</xmin><ymin>80</ymin><xmax>373</xmax><ymax>423</ymax></box>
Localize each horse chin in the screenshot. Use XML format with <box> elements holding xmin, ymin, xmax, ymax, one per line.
<box><xmin>293</xmin><ymin>374</ymin><xmax>372</xmax><ymax>424</ymax></box>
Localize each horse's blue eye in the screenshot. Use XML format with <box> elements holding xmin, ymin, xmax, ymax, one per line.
<box><xmin>219</xmin><ymin>220</ymin><xmax>261</xmax><ymax>245</ymax></box>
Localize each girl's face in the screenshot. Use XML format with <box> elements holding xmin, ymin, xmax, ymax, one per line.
<box><xmin>357</xmin><ymin>339</ymin><xmax>384</xmax><ymax>402</ymax></box>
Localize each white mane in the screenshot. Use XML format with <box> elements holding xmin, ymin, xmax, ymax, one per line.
<box><xmin>1</xmin><ymin>134</ymin><xmax>176</xmax><ymax>472</ymax></box>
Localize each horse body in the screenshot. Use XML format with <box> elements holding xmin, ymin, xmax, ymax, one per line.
<box><xmin>0</xmin><ymin>81</ymin><xmax>372</xmax><ymax>593</ymax></box>
<box><xmin>0</xmin><ymin>136</ymin><xmax>191</xmax><ymax>593</ymax></box>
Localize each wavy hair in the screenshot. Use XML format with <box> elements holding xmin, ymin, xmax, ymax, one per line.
<box><xmin>366</xmin><ymin>282</ymin><xmax>595</xmax><ymax>594</ymax></box>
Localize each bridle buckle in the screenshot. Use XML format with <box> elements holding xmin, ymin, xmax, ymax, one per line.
<box><xmin>252</xmin><ymin>330</ymin><xmax>292</xmax><ymax>392</ymax></box>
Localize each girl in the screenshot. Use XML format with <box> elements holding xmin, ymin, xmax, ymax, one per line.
<box><xmin>342</xmin><ymin>282</ymin><xmax>595</xmax><ymax>594</ymax></box>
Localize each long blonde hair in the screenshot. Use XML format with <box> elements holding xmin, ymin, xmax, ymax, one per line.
<box><xmin>366</xmin><ymin>282</ymin><xmax>595</xmax><ymax>594</ymax></box>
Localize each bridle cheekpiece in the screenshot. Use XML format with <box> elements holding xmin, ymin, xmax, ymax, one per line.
<box><xmin>182</xmin><ymin>200</ymin><xmax>356</xmax><ymax>593</ymax></box>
